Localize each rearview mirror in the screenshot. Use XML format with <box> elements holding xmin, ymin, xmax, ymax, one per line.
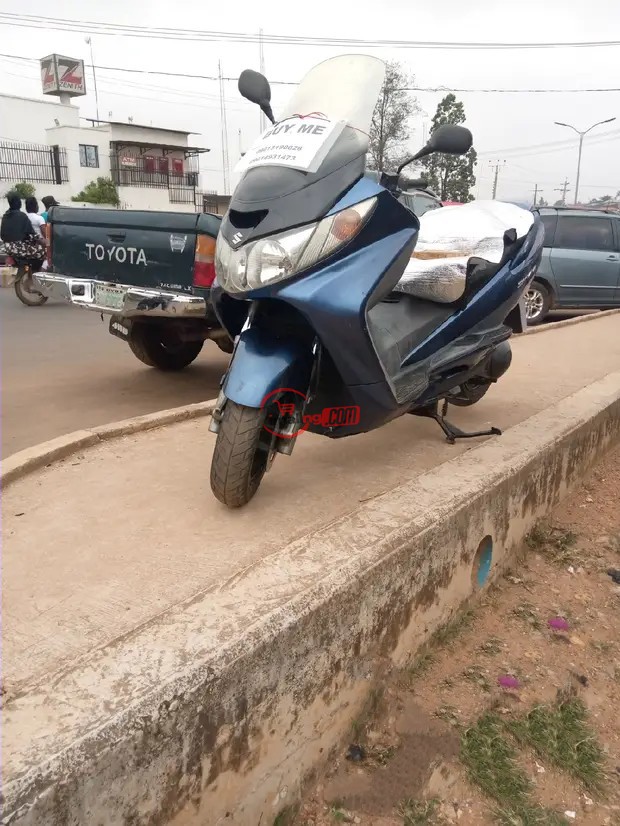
<box><xmin>426</xmin><ymin>124</ymin><xmax>473</xmax><ymax>156</ymax></box>
<box><xmin>238</xmin><ymin>69</ymin><xmax>275</xmax><ymax>124</ymax></box>
<box><xmin>398</xmin><ymin>124</ymin><xmax>473</xmax><ymax>173</ymax></box>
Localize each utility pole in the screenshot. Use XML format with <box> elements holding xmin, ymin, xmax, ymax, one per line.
<box><xmin>218</xmin><ymin>61</ymin><xmax>230</xmax><ymax>195</ymax></box>
<box><xmin>532</xmin><ymin>183</ymin><xmax>543</xmax><ymax>206</ymax></box>
<box><xmin>85</xmin><ymin>36</ymin><xmax>100</xmax><ymax>123</ymax></box>
<box><xmin>554</xmin><ymin>117</ymin><xmax>616</xmax><ymax>204</ymax></box>
<box><xmin>259</xmin><ymin>29</ymin><xmax>266</xmax><ymax>133</ymax></box>
<box><xmin>489</xmin><ymin>160</ymin><xmax>505</xmax><ymax>199</ymax></box>
<box><xmin>554</xmin><ymin>179</ymin><xmax>570</xmax><ymax>205</ymax></box>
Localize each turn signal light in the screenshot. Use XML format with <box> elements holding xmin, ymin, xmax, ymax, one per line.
<box><xmin>331</xmin><ymin>208</ymin><xmax>363</xmax><ymax>242</ymax></box>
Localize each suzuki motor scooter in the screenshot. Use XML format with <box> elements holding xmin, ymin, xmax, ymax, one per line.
<box><xmin>209</xmin><ymin>55</ymin><xmax>544</xmax><ymax>508</ymax></box>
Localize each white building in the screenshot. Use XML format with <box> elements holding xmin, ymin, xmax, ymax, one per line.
<box><xmin>0</xmin><ymin>93</ymin><xmax>209</xmax><ymax>212</ymax></box>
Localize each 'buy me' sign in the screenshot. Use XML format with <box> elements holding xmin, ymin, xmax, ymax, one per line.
<box><xmin>234</xmin><ymin>116</ymin><xmax>346</xmax><ymax>176</ymax></box>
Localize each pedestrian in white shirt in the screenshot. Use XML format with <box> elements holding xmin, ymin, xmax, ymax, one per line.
<box><xmin>25</xmin><ymin>197</ymin><xmax>45</xmax><ymax>238</ymax></box>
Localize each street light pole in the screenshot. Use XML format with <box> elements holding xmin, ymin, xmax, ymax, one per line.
<box><xmin>554</xmin><ymin>117</ymin><xmax>616</xmax><ymax>204</ymax></box>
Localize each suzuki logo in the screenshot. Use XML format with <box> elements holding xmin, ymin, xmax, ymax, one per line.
<box><xmin>232</xmin><ymin>232</ymin><xmax>243</xmax><ymax>244</ymax></box>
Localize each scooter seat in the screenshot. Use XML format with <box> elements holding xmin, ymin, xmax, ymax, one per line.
<box><xmin>367</xmin><ymin>292</ymin><xmax>454</xmax><ymax>378</ymax></box>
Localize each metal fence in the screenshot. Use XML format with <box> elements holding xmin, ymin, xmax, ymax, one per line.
<box><xmin>169</xmin><ymin>186</ymin><xmax>197</xmax><ymax>205</ymax></box>
<box><xmin>0</xmin><ymin>140</ymin><xmax>69</xmax><ymax>185</ymax></box>
<box><xmin>110</xmin><ymin>154</ymin><xmax>199</xmax><ymax>190</ymax></box>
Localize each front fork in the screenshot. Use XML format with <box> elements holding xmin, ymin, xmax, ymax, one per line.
<box><xmin>209</xmin><ymin>336</ymin><xmax>320</xmax><ymax>460</ymax></box>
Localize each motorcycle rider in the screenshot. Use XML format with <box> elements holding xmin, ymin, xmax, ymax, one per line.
<box><xmin>40</xmin><ymin>195</ymin><xmax>60</xmax><ymax>223</ymax></box>
<box><xmin>1</xmin><ymin>193</ymin><xmax>34</xmax><ymax>245</ymax></box>
<box><xmin>25</xmin><ymin>196</ymin><xmax>46</xmax><ymax>238</ymax></box>
<box><xmin>1</xmin><ymin>193</ymin><xmax>45</xmax><ymax>266</ymax></box>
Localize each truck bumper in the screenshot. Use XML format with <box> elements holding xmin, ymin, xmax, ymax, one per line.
<box><xmin>36</xmin><ymin>273</ymin><xmax>207</xmax><ymax>318</ymax></box>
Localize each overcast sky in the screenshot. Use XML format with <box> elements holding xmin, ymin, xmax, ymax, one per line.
<box><xmin>0</xmin><ymin>0</ymin><xmax>619</xmax><ymax>203</ymax></box>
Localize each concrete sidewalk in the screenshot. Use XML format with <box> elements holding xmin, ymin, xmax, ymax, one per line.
<box><xmin>3</xmin><ymin>313</ymin><xmax>620</xmax><ymax>700</ymax></box>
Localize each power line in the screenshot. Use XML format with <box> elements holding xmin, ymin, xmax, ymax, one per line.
<box><xmin>479</xmin><ymin>129</ymin><xmax>620</xmax><ymax>156</ymax></box>
<box><xmin>1</xmin><ymin>13</ymin><xmax>620</xmax><ymax>50</ymax></box>
<box><xmin>1</xmin><ymin>52</ymin><xmax>618</xmax><ymax>94</ymax></box>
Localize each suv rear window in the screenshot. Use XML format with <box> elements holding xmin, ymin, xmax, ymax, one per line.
<box><xmin>554</xmin><ymin>215</ymin><xmax>615</xmax><ymax>252</ymax></box>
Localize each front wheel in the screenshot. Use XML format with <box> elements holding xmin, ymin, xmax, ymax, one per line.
<box><xmin>524</xmin><ymin>280</ymin><xmax>551</xmax><ymax>325</ymax></box>
<box><xmin>210</xmin><ymin>400</ymin><xmax>276</xmax><ymax>508</ymax></box>
<box><xmin>14</xmin><ymin>271</ymin><xmax>48</xmax><ymax>306</ymax></box>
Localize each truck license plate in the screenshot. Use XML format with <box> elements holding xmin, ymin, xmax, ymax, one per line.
<box><xmin>95</xmin><ymin>284</ymin><xmax>125</xmax><ymax>311</ymax></box>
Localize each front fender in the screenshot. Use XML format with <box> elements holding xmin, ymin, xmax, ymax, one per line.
<box><xmin>224</xmin><ymin>327</ymin><xmax>313</xmax><ymax>408</ymax></box>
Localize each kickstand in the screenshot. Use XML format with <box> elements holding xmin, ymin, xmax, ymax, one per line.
<box><xmin>414</xmin><ymin>400</ymin><xmax>502</xmax><ymax>445</ymax></box>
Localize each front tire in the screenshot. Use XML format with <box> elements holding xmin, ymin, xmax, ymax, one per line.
<box><xmin>14</xmin><ymin>271</ymin><xmax>48</xmax><ymax>306</ymax></box>
<box><xmin>210</xmin><ymin>401</ymin><xmax>275</xmax><ymax>508</ymax></box>
<box><xmin>524</xmin><ymin>280</ymin><xmax>551</xmax><ymax>325</ymax></box>
<box><xmin>127</xmin><ymin>324</ymin><xmax>203</xmax><ymax>371</ymax></box>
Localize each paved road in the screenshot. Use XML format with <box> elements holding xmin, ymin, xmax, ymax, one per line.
<box><xmin>0</xmin><ymin>290</ymin><xmax>230</xmax><ymax>458</ymax></box>
<box><xmin>0</xmin><ymin>288</ymin><xmax>594</xmax><ymax>458</ymax></box>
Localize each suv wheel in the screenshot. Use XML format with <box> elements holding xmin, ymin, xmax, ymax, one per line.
<box><xmin>524</xmin><ymin>280</ymin><xmax>551</xmax><ymax>325</ymax></box>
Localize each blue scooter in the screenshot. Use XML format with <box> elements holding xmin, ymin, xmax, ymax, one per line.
<box><xmin>209</xmin><ymin>55</ymin><xmax>544</xmax><ymax>507</ymax></box>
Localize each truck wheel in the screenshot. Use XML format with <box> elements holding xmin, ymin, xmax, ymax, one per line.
<box><xmin>210</xmin><ymin>400</ymin><xmax>275</xmax><ymax>508</ymax></box>
<box><xmin>128</xmin><ymin>325</ymin><xmax>203</xmax><ymax>371</ymax></box>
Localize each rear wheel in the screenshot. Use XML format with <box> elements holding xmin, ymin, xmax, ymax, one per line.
<box><xmin>210</xmin><ymin>400</ymin><xmax>276</xmax><ymax>508</ymax></box>
<box><xmin>448</xmin><ymin>377</ymin><xmax>492</xmax><ymax>407</ymax></box>
<box><xmin>524</xmin><ymin>280</ymin><xmax>551</xmax><ymax>325</ymax></box>
<box><xmin>14</xmin><ymin>269</ymin><xmax>48</xmax><ymax>306</ymax></box>
<box><xmin>128</xmin><ymin>324</ymin><xmax>203</xmax><ymax>371</ymax></box>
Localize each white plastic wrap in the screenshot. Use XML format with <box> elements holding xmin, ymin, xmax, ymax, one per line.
<box><xmin>394</xmin><ymin>200</ymin><xmax>534</xmax><ymax>303</ymax></box>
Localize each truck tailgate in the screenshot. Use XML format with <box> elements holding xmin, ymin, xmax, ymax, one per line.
<box><xmin>50</xmin><ymin>208</ymin><xmax>217</xmax><ymax>294</ymax></box>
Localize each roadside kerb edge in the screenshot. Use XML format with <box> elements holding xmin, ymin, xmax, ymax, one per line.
<box><xmin>520</xmin><ymin>307</ymin><xmax>620</xmax><ymax>335</ymax></box>
<box><xmin>3</xmin><ymin>371</ymin><xmax>620</xmax><ymax>826</ymax></box>
<box><xmin>0</xmin><ymin>400</ymin><xmax>215</xmax><ymax>488</ymax></box>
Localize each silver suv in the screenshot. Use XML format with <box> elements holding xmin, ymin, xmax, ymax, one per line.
<box><xmin>527</xmin><ymin>207</ymin><xmax>620</xmax><ymax>324</ymax></box>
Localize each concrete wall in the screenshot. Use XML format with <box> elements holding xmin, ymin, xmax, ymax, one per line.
<box><xmin>1</xmin><ymin>95</ymin><xmax>198</xmax><ymax>211</ymax></box>
<box><xmin>3</xmin><ymin>374</ymin><xmax>619</xmax><ymax>826</ymax></box>
<box><xmin>45</xmin><ymin>124</ymin><xmax>112</xmax><ymax>196</ymax></box>
<box><xmin>0</xmin><ymin>93</ymin><xmax>80</xmax><ymax>143</ymax></box>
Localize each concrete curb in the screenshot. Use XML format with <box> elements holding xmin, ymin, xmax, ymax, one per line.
<box><xmin>0</xmin><ymin>400</ymin><xmax>215</xmax><ymax>488</ymax></box>
<box><xmin>4</xmin><ymin>372</ymin><xmax>620</xmax><ymax>826</ymax></box>
<box><xmin>521</xmin><ymin>307</ymin><xmax>620</xmax><ymax>335</ymax></box>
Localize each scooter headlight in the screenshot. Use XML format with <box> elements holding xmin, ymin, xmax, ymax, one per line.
<box><xmin>215</xmin><ymin>196</ymin><xmax>376</xmax><ymax>294</ymax></box>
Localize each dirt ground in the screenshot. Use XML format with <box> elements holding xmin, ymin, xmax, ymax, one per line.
<box><xmin>290</xmin><ymin>445</ymin><xmax>620</xmax><ymax>826</ymax></box>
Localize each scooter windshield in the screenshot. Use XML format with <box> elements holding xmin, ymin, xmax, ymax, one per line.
<box><xmin>279</xmin><ymin>54</ymin><xmax>386</xmax><ymax>152</ymax></box>
<box><xmin>233</xmin><ymin>55</ymin><xmax>385</xmax><ymax>185</ymax></box>
<box><xmin>226</xmin><ymin>55</ymin><xmax>386</xmax><ymax>241</ymax></box>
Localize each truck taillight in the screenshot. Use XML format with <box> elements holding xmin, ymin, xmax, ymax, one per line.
<box><xmin>193</xmin><ymin>234</ymin><xmax>216</xmax><ymax>287</ymax></box>
<box><xmin>44</xmin><ymin>223</ymin><xmax>52</xmax><ymax>268</ymax></box>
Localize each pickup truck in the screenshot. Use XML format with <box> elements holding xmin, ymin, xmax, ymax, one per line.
<box><xmin>37</xmin><ymin>207</ymin><xmax>233</xmax><ymax>370</ymax></box>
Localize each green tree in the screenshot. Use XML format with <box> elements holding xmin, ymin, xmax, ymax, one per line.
<box><xmin>423</xmin><ymin>94</ymin><xmax>477</xmax><ymax>202</ymax></box>
<box><xmin>72</xmin><ymin>177</ymin><xmax>120</xmax><ymax>206</ymax></box>
<box><xmin>6</xmin><ymin>181</ymin><xmax>36</xmax><ymax>200</ymax></box>
<box><xmin>587</xmin><ymin>194</ymin><xmax>613</xmax><ymax>206</ymax></box>
<box><xmin>537</xmin><ymin>196</ymin><xmax>548</xmax><ymax>207</ymax></box>
<box><xmin>368</xmin><ymin>61</ymin><xmax>419</xmax><ymax>171</ymax></box>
